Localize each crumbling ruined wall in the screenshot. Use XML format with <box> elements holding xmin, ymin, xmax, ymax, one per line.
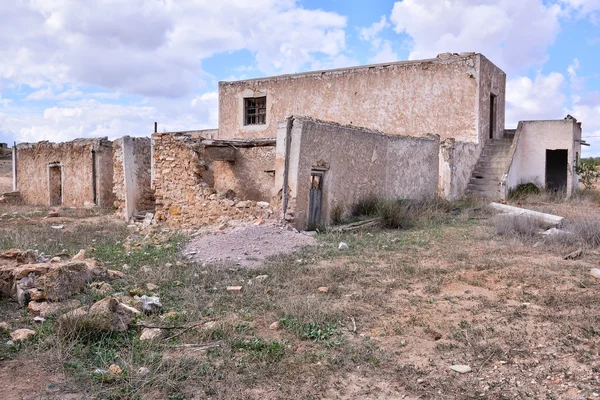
<box><xmin>152</xmin><ymin>132</ymin><xmax>274</xmax><ymax>227</ymax></box>
<box><xmin>15</xmin><ymin>138</ymin><xmax>114</xmax><ymax>207</ymax></box>
<box><xmin>113</xmin><ymin>137</ymin><xmax>154</xmax><ymax>220</ymax></box>
<box><xmin>220</xmin><ymin>53</ymin><xmax>482</xmax><ymax>142</ymax></box>
<box><xmin>276</xmin><ymin>117</ymin><xmax>440</xmax><ymax>230</ymax></box>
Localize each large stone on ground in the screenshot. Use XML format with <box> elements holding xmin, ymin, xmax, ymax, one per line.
<box><xmin>10</xmin><ymin>328</ymin><xmax>36</xmax><ymax>341</ymax></box>
<box><xmin>27</xmin><ymin>299</ymin><xmax>81</xmax><ymax>317</ymax></box>
<box><xmin>35</xmin><ymin>262</ymin><xmax>90</xmax><ymax>301</ymax></box>
<box><xmin>59</xmin><ymin>297</ymin><xmax>141</xmax><ymax>334</ymax></box>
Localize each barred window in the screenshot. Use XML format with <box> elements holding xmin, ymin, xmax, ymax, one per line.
<box><xmin>244</xmin><ymin>97</ymin><xmax>266</xmax><ymax>125</ymax></box>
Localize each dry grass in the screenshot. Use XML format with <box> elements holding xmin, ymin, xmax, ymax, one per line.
<box><xmin>2</xmin><ymin>196</ymin><xmax>600</xmax><ymax>399</ymax></box>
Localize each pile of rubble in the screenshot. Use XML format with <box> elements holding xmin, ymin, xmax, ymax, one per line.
<box><xmin>0</xmin><ymin>249</ymin><xmax>162</xmax><ymax>339</ymax></box>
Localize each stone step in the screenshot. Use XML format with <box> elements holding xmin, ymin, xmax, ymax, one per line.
<box><xmin>469</xmin><ymin>178</ymin><xmax>501</xmax><ymax>186</ymax></box>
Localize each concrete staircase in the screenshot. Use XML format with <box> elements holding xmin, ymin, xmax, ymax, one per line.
<box><xmin>465</xmin><ymin>135</ymin><xmax>514</xmax><ymax>199</ymax></box>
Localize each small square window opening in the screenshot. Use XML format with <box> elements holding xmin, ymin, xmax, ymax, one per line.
<box><xmin>244</xmin><ymin>97</ymin><xmax>266</xmax><ymax>126</ymax></box>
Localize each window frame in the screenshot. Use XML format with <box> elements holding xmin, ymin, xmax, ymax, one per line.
<box><xmin>243</xmin><ymin>96</ymin><xmax>267</xmax><ymax>126</ymax></box>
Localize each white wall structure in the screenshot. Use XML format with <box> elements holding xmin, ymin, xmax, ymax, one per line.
<box><xmin>504</xmin><ymin>119</ymin><xmax>582</xmax><ymax>197</ymax></box>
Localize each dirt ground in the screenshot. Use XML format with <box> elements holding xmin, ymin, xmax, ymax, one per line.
<box><xmin>0</xmin><ymin>158</ymin><xmax>12</xmax><ymax>194</ymax></box>
<box><xmin>1</xmin><ymin>196</ymin><xmax>600</xmax><ymax>399</ymax></box>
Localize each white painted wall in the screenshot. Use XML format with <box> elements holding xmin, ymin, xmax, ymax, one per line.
<box><xmin>506</xmin><ymin>120</ymin><xmax>581</xmax><ymax>196</ymax></box>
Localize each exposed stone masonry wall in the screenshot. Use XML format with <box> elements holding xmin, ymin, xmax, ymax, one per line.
<box><xmin>152</xmin><ymin>132</ymin><xmax>274</xmax><ymax>227</ymax></box>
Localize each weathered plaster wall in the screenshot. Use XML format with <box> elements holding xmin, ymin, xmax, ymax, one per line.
<box><xmin>152</xmin><ymin>132</ymin><xmax>274</xmax><ymax>227</ymax></box>
<box><xmin>276</xmin><ymin>117</ymin><xmax>439</xmax><ymax>230</ymax></box>
<box><xmin>220</xmin><ymin>53</ymin><xmax>483</xmax><ymax>142</ymax></box>
<box><xmin>113</xmin><ymin>137</ymin><xmax>154</xmax><ymax>220</ymax></box>
<box><xmin>506</xmin><ymin>120</ymin><xmax>581</xmax><ymax>196</ymax></box>
<box><xmin>15</xmin><ymin>138</ymin><xmax>114</xmax><ymax>207</ymax></box>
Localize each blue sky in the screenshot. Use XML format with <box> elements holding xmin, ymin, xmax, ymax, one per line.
<box><xmin>1</xmin><ymin>0</ymin><xmax>599</xmax><ymax>154</ymax></box>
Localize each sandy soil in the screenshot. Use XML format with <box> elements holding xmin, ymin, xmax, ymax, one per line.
<box><xmin>0</xmin><ymin>158</ymin><xmax>12</xmax><ymax>194</ymax></box>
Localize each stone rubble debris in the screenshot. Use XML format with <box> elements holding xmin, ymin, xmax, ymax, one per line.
<box><xmin>10</xmin><ymin>328</ymin><xmax>36</xmax><ymax>342</ymax></box>
<box><xmin>338</xmin><ymin>242</ymin><xmax>349</xmax><ymax>250</ymax></box>
<box><xmin>58</xmin><ymin>297</ymin><xmax>141</xmax><ymax>333</ymax></box>
<box><xmin>134</xmin><ymin>295</ymin><xmax>163</xmax><ymax>314</ymax></box>
<box><xmin>140</xmin><ymin>327</ymin><xmax>164</xmax><ymax>341</ymax></box>
<box><xmin>450</xmin><ymin>365</ymin><xmax>472</xmax><ymax>374</ymax></box>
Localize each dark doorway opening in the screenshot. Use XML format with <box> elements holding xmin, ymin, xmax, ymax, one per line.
<box><xmin>48</xmin><ymin>164</ymin><xmax>62</xmax><ymax>206</ymax></box>
<box><xmin>308</xmin><ymin>171</ymin><xmax>323</xmax><ymax>230</ymax></box>
<box><xmin>489</xmin><ymin>93</ymin><xmax>496</xmax><ymax>139</ymax></box>
<box><xmin>546</xmin><ymin>149</ymin><xmax>568</xmax><ymax>191</ymax></box>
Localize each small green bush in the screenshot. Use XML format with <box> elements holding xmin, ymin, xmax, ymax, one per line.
<box><xmin>330</xmin><ymin>203</ymin><xmax>344</xmax><ymax>225</ymax></box>
<box><xmin>509</xmin><ymin>183</ymin><xmax>540</xmax><ymax>199</ymax></box>
<box><xmin>351</xmin><ymin>196</ymin><xmax>379</xmax><ymax>217</ymax></box>
<box><xmin>376</xmin><ymin>199</ymin><xmax>411</xmax><ymax>229</ymax></box>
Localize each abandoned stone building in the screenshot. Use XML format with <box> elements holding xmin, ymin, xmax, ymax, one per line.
<box><xmin>6</xmin><ymin>52</ymin><xmax>586</xmax><ymax>229</ymax></box>
<box><xmin>13</xmin><ymin>138</ymin><xmax>115</xmax><ymax>208</ymax></box>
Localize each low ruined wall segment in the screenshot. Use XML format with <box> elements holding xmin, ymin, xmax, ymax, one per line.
<box><xmin>152</xmin><ymin>132</ymin><xmax>275</xmax><ymax>227</ymax></box>
<box><xmin>276</xmin><ymin>117</ymin><xmax>440</xmax><ymax>230</ymax></box>
<box><xmin>15</xmin><ymin>138</ymin><xmax>113</xmax><ymax>208</ymax></box>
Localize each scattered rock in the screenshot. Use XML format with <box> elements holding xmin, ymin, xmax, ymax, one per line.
<box><xmin>256</xmin><ymin>201</ymin><xmax>270</xmax><ymax>208</ymax></box>
<box><xmin>146</xmin><ymin>283</ymin><xmax>159</xmax><ymax>291</ymax></box>
<box><xmin>107</xmin><ymin>269</ymin><xmax>125</xmax><ymax>280</ymax></box>
<box><xmin>121</xmin><ymin>264</ymin><xmax>130</xmax><ymax>272</ymax></box>
<box><xmin>564</xmin><ymin>248</ymin><xmax>583</xmax><ymax>260</ymax></box>
<box><xmin>28</xmin><ymin>299</ymin><xmax>81</xmax><ymax>317</ymax></box>
<box><xmin>137</xmin><ymin>367</ymin><xmax>150</xmax><ymax>376</ymax></box>
<box><xmin>59</xmin><ymin>297</ymin><xmax>140</xmax><ymax>333</ymax></box>
<box><xmin>318</xmin><ymin>286</ymin><xmax>329</xmax><ymax>293</ymax></box>
<box><xmin>450</xmin><ymin>365</ymin><xmax>472</xmax><ymax>374</ymax></box>
<box><xmin>591</xmin><ymin>268</ymin><xmax>600</xmax><ymax>279</ymax></box>
<box><xmin>226</xmin><ymin>286</ymin><xmax>243</xmax><ymax>292</ymax></box>
<box><xmin>33</xmin><ymin>316</ymin><xmax>46</xmax><ymax>323</ymax></box>
<box><xmin>10</xmin><ymin>328</ymin><xmax>36</xmax><ymax>341</ymax></box>
<box><xmin>35</xmin><ymin>262</ymin><xmax>90</xmax><ymax>301</ymax></box>
<box><xmin>140</xmin><ymin>328</ymin><xmax>163</xmax><ymax>341</ymax></box>
<box><xmin>50</xmin><ymin>257</ymin><xmax>62</xmax><ymax>263</ymax></box>
<box><xmin>47</xmin><ymin>210</ymin><xmax>59</xmax><ymax>218</ymax></box>
<box><xmin>134</xmin><ymin>295</ymin><xmax>163</xmax><ymax>314</ymax></box>
<box><xmin>269</xmin><ymin>321</ymin><xmax>280</xmax><ymax>330</ymax></box>
<box><xmin>338</xmin><ymin>242</ymin><xmax>349</xmax><ymax>250</ymax></box>
<box><xmin>161</xmin><ymin>311</ymin><xmax>181</xmax><ymax>320</ymax></box>
<box><xmin>108</xmin><ymin>364</ymin><xmax>122</xmax><ymax>377</ymax></box>
<box><xmin>71</xmin><ymin>249</ymin><xmax>86</xmax><ymax>261</ymax></box>
<box><xmin>50</xmin><ymin>225</ymin><xmax>64</xmax><ymax>230</ymax></box>
<box><xmin>90</xmin><ymin>281</ymin><xmax>113</xmax><ymax>293</ymax></box>
<box><xmin>254</xmin><ymin>275</ymin><xmax>268</xmax><ymax>283</ymax></box>
<box><xmin>0</xmin><ymin>322</ymin><xmax>9</xmax><ymax>330</ymax></box>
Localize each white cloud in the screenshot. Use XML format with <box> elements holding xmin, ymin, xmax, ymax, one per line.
<box><xmin>505</xmin><ymin>72</ymin><xmax>567</xmax><ymax>126</ymax></box>
<box><xmin>359</xmin><ymin>16</ymin><xmax>390</xmax><ymax>42</ymax></box>
<box><xmin>359</xmin><ymin>16</ymin><xmax>399</xmax><ymax>64</ymax></box>
<box><xmin>390</xmin><ymin>0</ymin><xmax>561</xmax><ymax>73</ymax></box>
<box><xmin>0</xmin><ymin>0</ymin><xmax>348</xmax><ymax>98</ymax></box>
